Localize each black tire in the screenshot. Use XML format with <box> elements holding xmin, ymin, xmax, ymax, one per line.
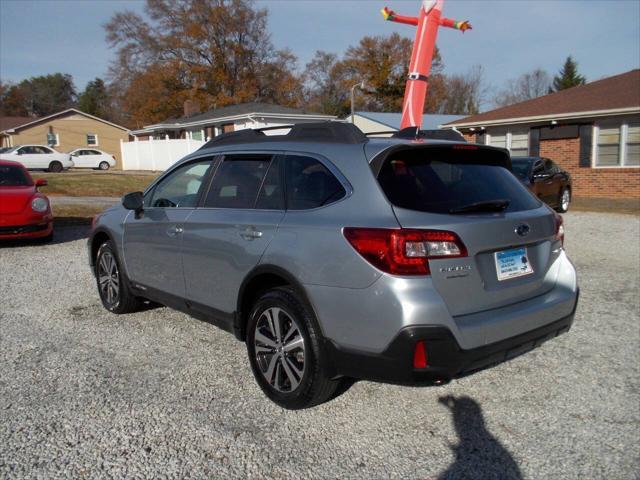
<box><xmin>99</xmin><ymin>161</ymin><xmax>110</xmax><ymax>171</ymax></box>
<box><xmin>48</xmin><ymin>161</ymin><xmax>63</xmax><ymax>173</ymax></box>
<box><xmin>246</xmin><ymin>287</ymin><xmax>339</xmax><ymax>409</ymax></box>
<box><xmin>556</xmin><ymin>187</ymin><xmax>570</xmax><ymax>213</ymax></box>
<box><xmin>95</xmin><ymin>240</ymin><xmax>142</xmax><ymax>314</ymax></box>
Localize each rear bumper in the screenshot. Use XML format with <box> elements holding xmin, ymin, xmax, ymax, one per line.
<box><xmin>324</xmin><ymin>289</ymin><xmax>578</xmax><ymax>385</ymax></box>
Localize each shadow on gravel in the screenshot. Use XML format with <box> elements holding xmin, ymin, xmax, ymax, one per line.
<box><xmin>0</xmin><ymin>225</ymin><xmax>89</xmax><ymax>249</ymax></box>
<box><xmin>438</xmin><ymin>395</ymin><xmax>523</xmax><ymax>480</ymax></box>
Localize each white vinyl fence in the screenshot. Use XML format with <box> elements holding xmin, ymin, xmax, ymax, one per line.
<box><xmin>121</xmin><ymin>137</ymin><xmax>206</xmax><ymax>171</ymax></box>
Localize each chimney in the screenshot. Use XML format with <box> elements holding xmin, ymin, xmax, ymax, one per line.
<box><xmin>183</xmin><ymin>99</ymin><xmax>200</xmax><ymax>118</ymax></box>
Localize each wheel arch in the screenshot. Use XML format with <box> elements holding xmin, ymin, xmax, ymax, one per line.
<box><xmin>89</xmin><ymin>228</ymin><xmax>114</xmax><ymax>274</ymax></box>
<box><xmin>235</xmin><ymin>265</ymin><xmax>319</xmax><ymax>342</ymax></box>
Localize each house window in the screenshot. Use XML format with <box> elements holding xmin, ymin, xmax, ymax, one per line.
<box><xmin>87</xmin><ymin>134</ymin><xmax>98</xmax><ymax>146</ymax></box>
<box><xmin>487</xmin><ymin>129</ymin><xmax>529</xmax><ymax>156</ymax></box>
<box><xmin>595</xmin><ymin>119</ymin><xmax>640</xmax><ymax>167</ymax></box>
<box><xmin>510</xmin><ymin>130</ymin><xmax>529</xmax><ymax>157</ymax></box>
<box><xmin>46</xmin><ymin>133</ymin><xmax>60</xmax><ymax>147</ymax></box>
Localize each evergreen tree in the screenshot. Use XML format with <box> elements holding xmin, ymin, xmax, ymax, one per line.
<box><xmin>552</xmin><ymin>56</ymin><xmax>586</xmax><ymax>92</ymax></box>
<box><xmin>78</xmin><ymin>78</ymin><xmax>110</xmax><ymax>118</ymax></box>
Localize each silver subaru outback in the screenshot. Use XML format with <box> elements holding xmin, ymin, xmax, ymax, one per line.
<box><xmin>88</xmin><ymin>123</ymin><xmax>578</xmax><ymax>409</ymax></box>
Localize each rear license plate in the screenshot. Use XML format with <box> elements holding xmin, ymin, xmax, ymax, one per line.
<box><xmin>495</xmin><ymin>247</ymin><xmax>533</xmax><ymax>281</ymax></box>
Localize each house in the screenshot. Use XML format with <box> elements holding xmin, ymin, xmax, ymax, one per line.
<box><xmin>0</xmin><ymin>109</ymin><xmax>130</xmax><ymax>169</ymax></box>
<box><xmin>130</xmin><ymin>102</ymin><xmax>336</xmax><ymax>140</ymax></box>
<box><xmin>352</xmin><ymin>112</ymin><xmax>465</xmax><ymax>134</ymax></box>
<box><xmin>445</xmin><ymin>69</ymin><xmax>640</xmax><ymax>199</ymax></box>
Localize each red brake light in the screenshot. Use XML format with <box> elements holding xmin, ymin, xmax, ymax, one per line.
<box><xmin>554</xmin><ymin>213</ymin><xmax>564</xmax><ymax>246</ymax></box>
<box><xmin>343</xmin><ymin>228</ymin><xmax>467</xmax><ymax>275</ymax></box>
<box><xmin>413</xmin><ymin>341</ymin><xmax>428</xmax><ymax>369</ymax></box>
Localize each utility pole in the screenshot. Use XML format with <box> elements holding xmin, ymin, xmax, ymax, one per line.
<box><xmin>350</xmin><ymin>82</ymin><xmax>365</xmax><ymax>124</ymax></box>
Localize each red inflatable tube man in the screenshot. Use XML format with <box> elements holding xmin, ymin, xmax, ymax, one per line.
<box><xmin>381</xmin><ymin>1</ymin><xmax>471</xmax><ymax>129</ymax></box>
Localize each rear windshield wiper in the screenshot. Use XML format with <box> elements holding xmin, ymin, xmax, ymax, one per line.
<box><xmin>449</xmin><ymin>199</ymin><xmax>510</xmax><ymax>214</ymax></box>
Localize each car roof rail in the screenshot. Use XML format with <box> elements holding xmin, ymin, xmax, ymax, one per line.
<box><xmin>392</xmin><ymin>127</ymin><xmax>467</xmax><ymax>142</ymax></box>
<box><xmin>199</xmin><ymin>121</ymin><xmax>368</xmax><ymax>149</ymax></box>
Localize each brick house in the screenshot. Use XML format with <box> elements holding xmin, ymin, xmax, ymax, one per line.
<box><xmin>0</xmin><ymin>109</ymin><xmax>130</xmax><ymax>169</ymax></box>
<box><xmin>445</xmin><ymin>70</ymin><xmax>640</xmax><ymax>199</ymax></box>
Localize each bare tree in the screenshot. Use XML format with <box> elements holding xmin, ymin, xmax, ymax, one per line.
<box><xmin>494</xmin><ymin>69</ymin><xmax>551</xmax><ymax>107</ymax></box>
<box><xmin>436</xmin><ymin>65</ymin><xmax>488</xmax><ymax>115</ymax></box>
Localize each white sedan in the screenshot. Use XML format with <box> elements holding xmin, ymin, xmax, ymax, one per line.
<box><xmin>68</xmin><ymin>149</ymin><xmax>117</xmax><ymax>170</ymax></box>
<box><xmin>0</xmin><ymin>145</ymin><xmax>74</xmax><ymax>172</ymax></box>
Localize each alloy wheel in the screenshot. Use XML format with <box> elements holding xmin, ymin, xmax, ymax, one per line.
<box><xmin>254</xmin><ymin>307</ymin><xmax>306</xmax><ymax>392</ymax></box>
<box><xmin>98</xmin><ymin>251</ymin><xmax>119</xmax><ymax>306</ymax></box>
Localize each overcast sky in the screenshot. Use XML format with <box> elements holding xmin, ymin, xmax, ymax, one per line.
<box><xmin>1</xmin><ymin>0</ymin><xmax>639</xmax><ymax>107</ymax></box>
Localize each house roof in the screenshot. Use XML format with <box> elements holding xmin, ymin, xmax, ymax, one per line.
<box><xmin>446</xmin><ymin>69</ymin><xmax>640</xmax><ymax>128</ymax></box>
<box><xmin>165</xmin><ymin>102</ymin><xmax>328</xmax><ymax>124</ymax></box>
<box><xmin>132</xmin><ymin>102</ymin><xmax>336</xmax><ymax>135</ymax></box>
<box><xmin>355</xmin><ymin>112</ymin><xmax>465</xmax><ymax>130</ymax></box>
<box><xmin>0</xmin><ymin>108</ymin><xmax>130</xmax><ymax>133</ymax></box>
<box><xmin>0</xmin><ymin>116</ymin><xmax>39</xmax><ymax>132</ymax></box>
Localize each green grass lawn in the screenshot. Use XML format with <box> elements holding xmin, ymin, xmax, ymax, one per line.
<box><xmin>38</xmin><ymin>171</ymin><xmax>159</xmax><ymax>197</ymax></box>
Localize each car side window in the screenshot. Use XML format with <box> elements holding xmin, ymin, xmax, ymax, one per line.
<box><xmin>204</xmin><ymin>155</ymin><xmax>272</xmax><ymax>209</ymax></box>
<box><xmin>41</xmin><ymin>147</ymin><xmax>53</xmax><ymax>154</ymax></box>
<box><xmin>543</xmin><ymin>159</ymin><xmax>554</xmax><ymax>173</ymax></box>
<box><xmin>147</xmin><ymin>160</ymin><xmax>213</xmax><ymax>208</ymax></box>
<box><xmin>284</xmin><ymin>155</ymin><xmax>346</xmax><ymax>210</ymax></box>
<box><xmin>255</xmin><ymin>157</ymin><xmax>284</xmax><ymax>210</ymax></box>
<box><xmin>17</xmin><ymin>147</ymin><xmax>30</xmax><ymax>154</ymax></box>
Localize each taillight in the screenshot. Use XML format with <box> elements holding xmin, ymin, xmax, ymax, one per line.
<box><xmin>554</xmin><ymin>213</ymin><xmax>564</xmax><ymax>246</ymax></box>
<box><xmin>342</xmin><ymin>228</ymin><xmax>467</xmax><ymax>275</ymax></box>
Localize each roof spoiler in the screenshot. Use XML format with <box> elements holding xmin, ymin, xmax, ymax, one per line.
<box><xmin>391</xmin><ymin>127</ymin><xmax>466</xmax><ymax>142</ymax></box>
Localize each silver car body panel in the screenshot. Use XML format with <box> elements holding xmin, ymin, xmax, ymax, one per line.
<box><xmin>90</xmin><ymin>136</ymin><xmax>578</xmax><ymax>358</ymax></box>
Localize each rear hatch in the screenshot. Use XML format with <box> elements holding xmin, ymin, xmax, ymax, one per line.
<box><xmin>372</xmin><ymin>143</ymin><xmax>562</xmax><ymax>317</ymax></box>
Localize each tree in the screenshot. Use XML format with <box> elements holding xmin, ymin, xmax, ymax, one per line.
<box><xmin>105</xmin><ymin>0</ymin><xmax>305</xmax><ymax>124</ymax></box>
<box><xmin>437</xmin><ymin>65</ymin><xmax>487</xmax><ymax>115</ymax></box>
<box><xmin>552</xmin><ymin>56</ymin><xmax>586</xmax><ymax>92</ymax></box>
<box><xmin>0</xmin><ymin>82</ymin><xmax>29</xmax><ymax>116</ymax></box>
<box><xmin>303</xmin><ymin>51</ymin><xmax>349</xmax><ymax>116</ymax></box>
<box><xmin>0</xmin><ymin>74</ymin><xmax>76</xmax><ymax>116</ymax></box>
<box><xmin>304</xmin><ymin>35</ymin><xmax>445</xmax><ymax>116</ymax></box>
<box><xmin>78</xmin><ymin>78</ymin><xmax>111</xmax><ymax>119</ymax></box>
<box><xmin>494</xmin><ymin>69</ymin><xmax>551</xmax><ymax>107</ymax></box>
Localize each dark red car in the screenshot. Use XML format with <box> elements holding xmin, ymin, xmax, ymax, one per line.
<box><xmin>511</xmin><ymin>156</ymin><xmax>572</xmax><ymax>212</ymax></box>
<box><xmin>0</xmin><ymin>159</ymin><xmax>53</xmax><ymax>241</ymax></box>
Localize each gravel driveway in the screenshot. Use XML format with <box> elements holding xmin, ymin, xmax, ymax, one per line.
<box><xmin>0</xmin><ymin>212</ymin><xmax>638</xmax><ymax>479</ymax></box>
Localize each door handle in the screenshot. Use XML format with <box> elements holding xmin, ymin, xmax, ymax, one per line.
<box><xmin>239</xmin><ymin>226</ymin><xmax>263</xmax><ymax>240</ymax></box>
<box><xmin>166</xmin><ymin>224</ymin><xmax>184</xmax><ymax>237</ymax></box>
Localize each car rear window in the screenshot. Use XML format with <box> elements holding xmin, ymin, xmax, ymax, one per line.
<box><xmin>377</xmin><ymin>147</ymin><xmax>540</xmax><ymax>214</ymax></box>
<box><xmin>0</xmin><ymin>165</ymin><xmax>32</xmax><ymax>187</ymax></box>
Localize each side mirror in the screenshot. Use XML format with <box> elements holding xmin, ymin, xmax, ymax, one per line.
<box><xmin>122</xmin><ymin>191</ymin><xmax>144</xmax><ymax>212</ymax></box>
<box><xmin>16</xmin><ymin>150</ymin><xmax>23</xmax><ymax>155</ymax></box>
<box><xmin>71</xmin><ymin>152</ymin><xmax>78</xmax><ymax>157</ymax></box>
<box><xmin>35</xmin><ymin>178</ymin><xmax>48</xmax><ymax>188</ymax></box>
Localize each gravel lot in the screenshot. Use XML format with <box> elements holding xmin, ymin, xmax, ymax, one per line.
<box><xmin>0</xmin><ymin>211</ymin><xmax>638</xmax><ymax>479</ymax></box>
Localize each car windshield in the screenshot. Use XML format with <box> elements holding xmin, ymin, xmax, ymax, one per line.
<box><xmin>2</xmin><ymin>146</ymin><xmax>19</xmax><ymax>153</ymax></box>
<box><xmin>0</xmin><ymin>165</ymin><xmax>32</xmax><ymax>187</ymax></box>
<box><xmin>510</xmin><ymin>159</ymin><xmax>533</xmax><ymax>180</ymax></box>
<box><xmin>377</xmin><ymin>147</ymin><xmax>540</xmax><ymax>214</ymax></box>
